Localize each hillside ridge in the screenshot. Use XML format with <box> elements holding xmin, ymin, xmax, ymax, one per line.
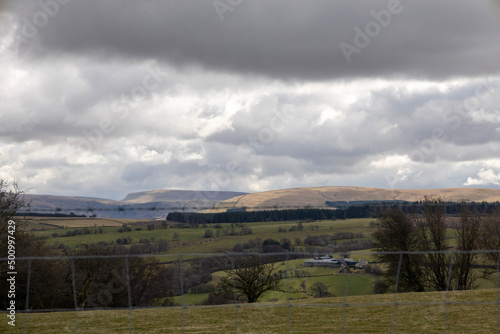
<box><xmin>20</xmin><ymin>186</ymin><xmax>500</xmax><ymax>217</ymax></box>
<box><xmin>205</xmin><ymin>186</ymin><xmax>500</xmax><ymax>212</ymax></box>
<box><xmin>22</xmin><ymin>189</ymin><xmax>248</xmax><ymax>219</ymax></box>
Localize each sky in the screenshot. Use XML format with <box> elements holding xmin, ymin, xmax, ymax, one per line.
<box><xmin>1</xmin><ymin>0</ymin><xmax>500</xmax><ymax>200</ymax></box>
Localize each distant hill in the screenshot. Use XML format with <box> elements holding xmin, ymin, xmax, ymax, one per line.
<box><xmin>19</xmin><ymin>186</ymin><xmax>500</xmax><ymax>218</ymax></box>
<box><xmin>204</xmin><ymin>186</ymin><xmax>500</xmax><ymax>212</ymax></box>
<box><xmin>120</xmin><ymin>189</ymin><xmax>245</xmax><ymax>203</ymax></box>
<box><xmin>20</xmin><ymin>190</ymin><xmax>248</xmax><ymax>219</ymax></box>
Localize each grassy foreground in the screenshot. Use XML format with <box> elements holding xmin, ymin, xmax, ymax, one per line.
<box><xmin>2</xmin><ymin>288</ymin><xmax>498</xmax><ymax>333</ymax></box>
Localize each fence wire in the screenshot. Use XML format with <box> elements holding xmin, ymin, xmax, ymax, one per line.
<box><xmin>1</xmin><ymin>249</ymin><xmax>500</xmax><ymax>333</ymax></box>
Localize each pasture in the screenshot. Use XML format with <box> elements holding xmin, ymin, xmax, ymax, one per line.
<box><xmin>18</xmin><ymin>216</ymin><xmax>136</xmax><ymax>230</ymax></box>
<box><xmin>172</xmin><ymin>259</ymin><xmax>378</xmax><ymax>305</ymax></box>
<box><xmin>2</xmin><ymin>288</ymin><xmax>498</xmax><ymax>333</ymax></box>
<box><xmin>30</xmin><ymin>217</ymin><xmax>375</xmax><ymax>252</ymax></box>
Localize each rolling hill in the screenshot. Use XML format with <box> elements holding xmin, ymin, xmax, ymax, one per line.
<box><xmin>20</xmin><ymin>189</ymin><xmax>248</xmax><ymax>219</ymax></box>
<box><xmin>204</xmin><ymin>186</ymin><xmax>500</xmax><ymax>212</ymax></box>
<box><xmin>19</xmin><ymin>186</ymin><xmax>500</xmax><ymax>218</ymax></box>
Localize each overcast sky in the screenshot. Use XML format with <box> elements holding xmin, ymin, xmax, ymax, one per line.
<box><xmin>1</xmin><ymin>0</ymin><xmax>500</xmax><ymax>200</ymax></box>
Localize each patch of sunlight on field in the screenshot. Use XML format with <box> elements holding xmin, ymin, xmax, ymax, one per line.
<box><xmin>22</xmin><ymin>217</ymin><xmax>133</xmax><ymax>229</ymax></box>
<box><xmin>173</xmin><ymin>293</ymin><xmax>209</xmax><ymax>305</ymax></box>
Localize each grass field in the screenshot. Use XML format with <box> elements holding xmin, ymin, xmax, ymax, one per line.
<box><xmin>24</xmin><ymin>216</ymin><xmax>469</xmax><ymax>264</ymax></box>
<box><xmin>29</xmin><ymin>217</ymin><xmax>376</xmax><ymax>251</ymax></box>
<box><xmin>25</xmin><ymin>216</ymin><xmax>464</xmax><ymax>254</ymax></box>
<box><xmin>18</xmin><ymin>217</ymin><xmax>137</xmax><ymax>230</ymax></box>
<box><xmin>6</xmin><ymin>216</ymin><xmax>500</xmax><ymax>333</ymax></box>
<box><xmin>2</xmin><ymin>288</ymin><xmax>498</xmax><ymax>333</ymax></box>
<box><xmin>172</xmin><ymin>259</ymin><xmax>379</xmax><ymax>306</ymax></box>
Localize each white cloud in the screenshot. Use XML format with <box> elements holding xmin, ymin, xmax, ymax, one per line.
<box><xmin>469</xmin><ymin>109</ymin><xmax>500</xmax><ymax>123</ymax></box>
<box><xmin>2</xmin><ymin>1</ymin><xmax>500</xmax><ymax>199</ymax></box>
<box><xmin>1</xmin><ymin>73</ymin><xmax>499</xmax><ymax>198</ymax></box>
<box><xmin>370</xmin><ymin>155</ymin><xmax>412</xmax><ymax>169</ymax></box>
<box><xmin>465</xmin><ymin>168</ymin><xmax>500</xmax><ymax>186</ymax></box>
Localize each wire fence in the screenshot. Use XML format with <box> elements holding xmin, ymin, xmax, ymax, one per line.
<box><xmin>1</xmin><ymin>249</ymin><xmax>500</xmax><ymax>334</ymax></box>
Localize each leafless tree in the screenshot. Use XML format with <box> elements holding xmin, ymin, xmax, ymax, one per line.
<box><xmin>0</xmin><ymin>180</ymin><xmax>69</xmax><ymax>309</ymax></box>
<box><xmin>373</xmin><ymin>209</ymin><xmax>425</xmax><ymax>292</ymax></box>
<box><xmin>310</xmin><ymin>282</ymin><xmax>331</xmax><ymax>298</ymax></box>
<box><xmin>217</xmin><ymin>255</ymin><xmax>282</xmax><ymax>303</ymax></box>
<box><xmin>452</xmin><ymin>205</ymin><xmax>482</xmax><ymax>290</ymax></box>
<box><xmin>0</xmin><ymin>180</ymin><xmax>26</xmax><ymax>229</ymax></box>
<box><xmin>416</xmin><ymin>197</ymin><xmax>451</xmax><ymax>291</ymax></box>
<box><xmin>481</xmin><ymin>210</ymin><xmax>500</xmax><ymax>265</ymax></box>
<box><xmin>66</xmin><ymin>243</ymin><xmax>174</xmax><ymax>309</ymax></box>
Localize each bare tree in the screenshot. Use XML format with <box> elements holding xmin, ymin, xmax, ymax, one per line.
<box><xmin>374</xmin><ymin>200</ymin><xmax>488</xmax><ymax>293</ymax></box>
<box><xmin>66</xmin><ymin>243</ymin><xmax>174</xmax><ymax>309</ymax></box>
<box><xmin>0</xmin><ymin>180</ymin><xmax>70</xmax><ymax>309</ymax></box>
<box><xmin>217</xmin><ymin>255</ymin><xmax>282</xmax><ymax>303</ymax></box>
<box><xmin>373</xmin><ymin>208</ymin><xmax>425</xmax><ymax>292</ymax></box>
<box><xmin>452</xmin><ymin>205</ymin><xmax>482</xmax><ymax>290</ymax></box>
<box><xmin>0</xmin><ymin>180</ymin><xmax>26</xmax><ymax>228</ymax></box>
<box><xmin>310</xmin><ymin>282</ymin><xmax>331</xmax><ymax>298</ymax></box>
<box><xmin>66</xmin><ymin>243</ymin><xmax>118</xmax><ymax>309</ymax></box>
<box><xmin>481</xmin><ymin>210</ymin><xmax>500</xmax><ymax>265</ymax></box>
<box><xmin>416</xmin><ymin>197</ymin><xmax>451</xmax><ymax>291</ymax></box>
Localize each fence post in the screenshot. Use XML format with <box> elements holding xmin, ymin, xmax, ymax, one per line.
<box><xmin>444</xmin><ymin>251</ymin><xmax>456</xmax><ymax>333</ymax></box>
<box><xmin>124</xmin><ymin>255</ymin><xmax>132</xmax><ymax>334</ymax></box>
<box><xmin>178</xmin><ymin>254</ymin><xmax>186</xmax><ymax>334</ymax></box>
<box><xmin>341</xmin><ymin>261</ymin><xmax>350</xmax><ymax>334</ymax></box>
<box><xmin>391</xmin><ymin>252</ymin><xmax>403</xmax><ymax>334</ymax></box>
<box><xmin>286</xmin><ymin>251</ymin><xmax>291</xmax><ymax>334</ymax></box>
<box><xmin>496</xmin><ymin>250</ymin><xmax>500</xmax><ymax>334</ymax></box>
<box><xmin>231</xmin><ymin>254</ymin><xmax>239</xmax><ymax>334</ymax></box>
<box><xmin>71</xmin><ymin>258</ymin><xmax>79</xmax><ymax>334</ymax></box>
<box><xmin>24</xmin><ymin>259</ymin><xmax>32</xmax><ymax>334</ymax></box>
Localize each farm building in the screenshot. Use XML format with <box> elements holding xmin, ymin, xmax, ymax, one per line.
<box><xmin>303</xmin><ymin>255</ymin><xmax>360</xmax><ymax>268</ymax></box>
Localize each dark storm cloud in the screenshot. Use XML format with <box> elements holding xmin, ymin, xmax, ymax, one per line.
<box><xmin>8</xmin><ymin>0</ymin><xmax>500</xmax><ymax>81</ymax></box>
<box><xmin>2</xmin><ymin>0</ymin><xmax>500</xmax><ymax>198</ymax></box>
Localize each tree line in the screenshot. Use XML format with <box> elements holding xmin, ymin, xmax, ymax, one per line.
<box><xmin>373</xmin><ymin>197</ymin><xmax>500</xmax><ymax>293</ymax></box>
<box><xmin>167</xmin><ymin>201</ymin><xmax>500</xmax><ymax>224</ymax></box>
<box><xmin>167</xmin><ymin>208</ymin><xmax>339</xmax><ymax>223</ymax></box>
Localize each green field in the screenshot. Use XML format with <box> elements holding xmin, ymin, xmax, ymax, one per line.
<box><xmin>2</xmin><ymin>288</ymin><xmax>498</xmax><ymax>333</ymax></box>
<box><xmin>20</xmin><ymin>217</ymin><xmax>382</xmax><ymax>308</ymax></box>
<box><xmin>19</xmin><ymin>217</ymin><xmax>136</xmax><ymax>230</ymax></box>
<box><xmin>29</xmin><ymin>217</ymin><xmax>376</xmax><ymax>251</ymax></box>
<box><xmin>172</xmin><ymin>259</ymin><xmax>378</xmax><ymax>306</ymax></box>
<box><xmin>5</xmin><ymin>216</ymin><xmax>500</xmax><ymax>333</ymax></box>
<box><xmin>22</xmin><ymin>216</ymin><xmax>498</xmax><ymax>308</ymax></box>
<box><xmin>29</xmin><ymin>216</ymin><xmax>464</xmax><ymax>254</ymax></box>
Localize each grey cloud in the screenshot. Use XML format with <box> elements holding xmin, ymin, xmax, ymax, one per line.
<box><xmin>7</xmin><ymin>0</ymin><xmax>500</xmax><ymax>81</ymax></box>
<box><xmin>205</xmin><ymin>79</ymin><xmax>500</xmax><ymax>170</ymax></box>
<box><xmin>0</xmin><ymin>57</ymin><xmax>198</xmax><ymax>145</ymax></box>
<box><xmin>3</xmin><ymin>0</ymin><xmax>500</xmax><ymax>198</ymax></box>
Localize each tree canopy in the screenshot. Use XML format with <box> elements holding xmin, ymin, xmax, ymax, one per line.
<box><xmin>217</xmin><ymin>255</ymin><xmax>282</xmax><ymax>303</ymax></box>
